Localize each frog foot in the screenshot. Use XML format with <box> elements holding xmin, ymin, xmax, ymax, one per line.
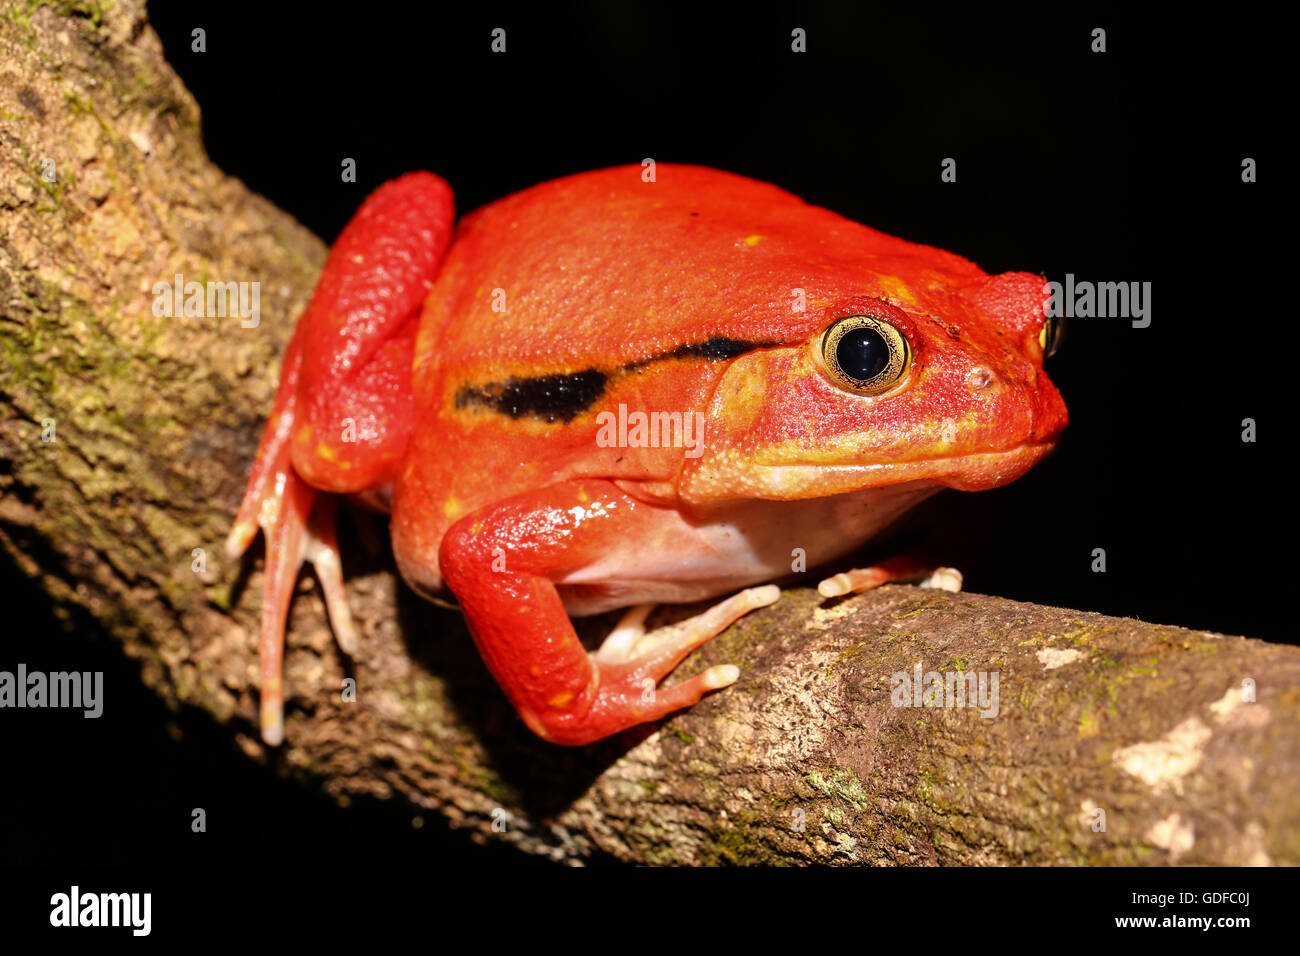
<box><xmin>226</xmin><ymin>467</ymin><xmax>357</xmax><ymax>746</ymax></box>
<box><xmin>577</xmin><ymin>585</ymin><xmax>780</xmax><ymax>739</ymax></box>
<box><xmin>300</xmin><ymin>495</ymin><xmax>359</xmax><ymax>656</ymax></box>
<box><xmin>817</xmin><ymin>555</ymin><xmax>963</xmax><ymax>598</ymax></box>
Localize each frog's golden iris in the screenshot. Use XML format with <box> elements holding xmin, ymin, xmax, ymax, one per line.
<box><xmin>1039</xmin><ymin>314</ymin><xmax>1064</xmax><ymax>359</ymax></box>
<box><xmin>818</xmin><ymin>314</ymin><xmax>911</xmax><ymax>396</ymax></box>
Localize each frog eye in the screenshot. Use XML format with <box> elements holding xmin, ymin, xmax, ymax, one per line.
<box><xmin>1038</xmin><ymin>314</ymin><xmax>1064</xmax><ymax>359</ymax></box>
<box><xmin>818</xmin><ymin>315</ymin><xmax>911</xmax><ymax>395</ymax></box>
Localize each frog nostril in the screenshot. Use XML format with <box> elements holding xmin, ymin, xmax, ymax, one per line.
<box><xmin>965</xmin><ymin>366</ymin><xmax>995</xmax><ymax>392</ymax></box>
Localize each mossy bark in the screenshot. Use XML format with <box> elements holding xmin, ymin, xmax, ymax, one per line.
<box><xmin>2</xmin><ymin>0</ymin><xmax>1297</xmax><ymax>866</ymax></box>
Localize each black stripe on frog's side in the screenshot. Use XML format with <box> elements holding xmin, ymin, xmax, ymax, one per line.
<box><xmin>454</xmin><ymin>369</ymin><xmax>608</xmax><ymax>424</ymax></box>
<box><xmin>453</xmin><ymin>337</ymin><xmax>777</xmax><ymax>423</ymax></box>
<box><xmin>621</xmin><ymin>336</ymin><xmax>778</xmax><ymax>372</ymax></box>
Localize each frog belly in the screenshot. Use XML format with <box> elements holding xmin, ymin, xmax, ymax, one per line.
<box><xmin>554</xmin><ymin>481</ymin><xmax>938</xmax><ymax>615</ymax></box>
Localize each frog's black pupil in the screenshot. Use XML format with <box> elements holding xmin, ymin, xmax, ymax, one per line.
<box><xmin>837</xmin><ymin>327</ymin><xmax>890</xmax><ymax>381</ymax></box>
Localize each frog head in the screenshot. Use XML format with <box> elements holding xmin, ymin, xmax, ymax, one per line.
<box><xmin>682</xmin><ymin>268</ymin><xmax>1067</xmax><ymax>503</ymax></box>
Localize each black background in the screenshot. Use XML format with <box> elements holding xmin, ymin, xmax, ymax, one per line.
<box><xmin>2</xmin><ymin>0</ymin><xmax>1287</xmax><ymax>899</ymax></box>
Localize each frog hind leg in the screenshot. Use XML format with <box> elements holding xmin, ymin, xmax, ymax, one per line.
<box><xmin>226</xmin><ymin>172</ymin><xmax>454</xmax><ymax>745</ymax></box>
<box><xmin>290</xmin><ymin>171</ymin><xmax>455</xmax><ymax>495</ymax></box>
<box><xmin>816</xmin><ymin>555</ymin><xmax>963</xmax><ymax>598</ymax></box>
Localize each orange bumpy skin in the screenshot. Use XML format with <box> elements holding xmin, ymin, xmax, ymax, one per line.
<box><xmin>228</xmin><ymin>164</ymin><xmax>1066</xmax><ymax>746</ymax></box>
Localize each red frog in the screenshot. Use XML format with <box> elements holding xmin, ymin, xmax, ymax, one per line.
<box><xmin>227</xmin><ymin>165</ymin><xmax>1066</xmax><ymax>746</ymax></box>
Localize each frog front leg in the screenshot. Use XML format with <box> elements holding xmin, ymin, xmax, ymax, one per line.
<box><xmin>438</xmin><ymin>480</ymin><xmax>779</xmax><ymax>745</ymax></box>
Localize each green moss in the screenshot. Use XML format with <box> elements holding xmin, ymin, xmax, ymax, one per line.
<box><xmin>42</xmin><ymin>0</ymin><xmax>108</xmax><ymax>27</ymax></box>
<box><xmin>764</xmin><ymin>790</ymin><xmax>793</xmax><ymax>812</ymax></box>
<box><xmin>830</xmin><ymin>640</ymin><xmax>867</xmax><ymax>667</ymax></box>
<box><xmin>472</xmin><ymin>767</ymin><xmax>518</xmax><ymax>809</ymax></box>
<box><xmin>892</xmin><ymin>597</ymin><xmax>950</xmax><ymax>620</ymax></box>
<box><xmin>63</xmin><ymin>89</ymin><xmax>94</xmax><ymax>116</ymax></box>
<box><xmin>712</xmin><ymin>826</ymin><xmax>751</xmax><ymax>864</ymax></box>
<box><xmin>706</xmin><ymin>810</ymin><xmax>777</xmax><ymax>866</ymax></box>
<box><xmin>1080</xmin><ymin>654</ymin><xmax>1160</xmax><ymax>718</ymax></box>
<box><xmin>805</xmin><ymin>768</ymin><xmax>869</xmax><ymax>811</ymax></box>
<box><xmin>916</xmin><ymin>768</ymin><xmax>936</xmax><ymax>806</ymax></box>
<box><xmin>137</xmin><ymin>313</ymin><xmax>165</xmax><ymax>353</ymax></box>
<box><xmin>686</xmin><ymin>757</ymin><xmax>716</xmax><ymax>778</ymax></box>
<box><xmin>664</xmin><ymin>724</ymin><xmax>695</xmax><ymax>744</ymax></box>
<box><xmin>208</xmin><ymin>583</ymin><xmax>232</xmax><ymax>613</ymax></box>
<box><xmin>640</xmin><ymin>840</ymin><xmax>680</xmax><ymax>866</ymax></box>
<box><xmin>63</xmin><ymin>87</ymin><xmax>117</xmax><ymax>142</ymax></box>
<box><xmin>0</xmin><ymin>324</ymin><xmax>55</xmax><ymax>390</ymax></box>
<box><xmin>440</xmin><ymin>741</ymin><xmax>518</xmax><ymax>809</ymax></box>
<box><xmin>158</xmin><ymin>574</ymin><xmax>191</xmax><ymax>610</ymax></box>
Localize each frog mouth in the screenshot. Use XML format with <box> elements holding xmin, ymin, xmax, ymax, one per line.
<box><xmin>684</xmin><ymin>439</ymin><xmax>1059</xmax><ymax>501</ymax></box>
<box><xmin>921</xmin><ymin>439</ymin><xmax>1060</xmax><ymax>491</ymax></box>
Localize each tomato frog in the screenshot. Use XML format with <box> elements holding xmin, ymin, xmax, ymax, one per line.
<box><xmin>226</xmin><ymin>164</ymin><xmax>1066</xmax><ymax>747</ymax></box>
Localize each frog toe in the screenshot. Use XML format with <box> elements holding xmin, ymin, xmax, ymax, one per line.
<box><xmin>919</xmin><ymin>566</ymin><xmax>963</xmax><ymax>592</ymax></box>
<box><xmin>817</xmin><ymin>555</ymin><xmax>959</xmax><ymax>598</ymax></box>
<box><xmin>622</xmin><ymin>585</ymin><xmax>779</xmax><ymax>677</ymax></box>
<box><xmin>302</xmin><ymin>495</ymin><xmax>359</xmax><ymax>655</ymax></box>
<box><xmin>593</xmin><ymin>603</ymin><xmax>654</xmax><ymax>663</ymax></box>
